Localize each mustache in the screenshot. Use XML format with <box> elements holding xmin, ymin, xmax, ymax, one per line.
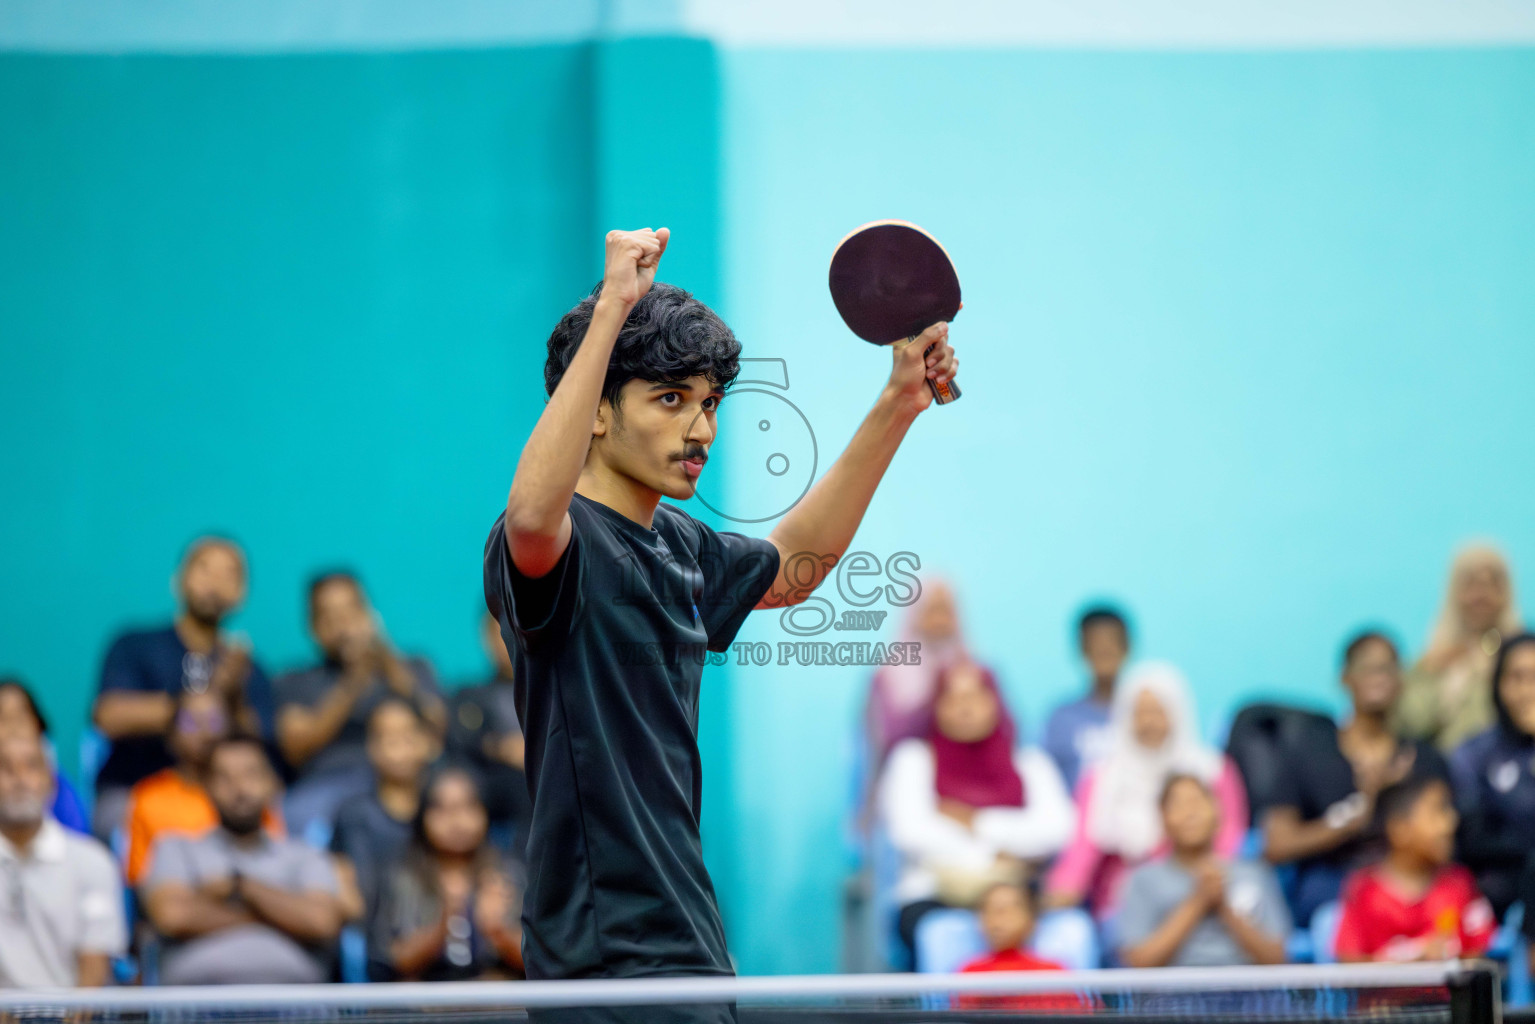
<box><xmin>673</xmin><ymin>444</ymin><xmax>708</xmax><ymax>463</ymax></box>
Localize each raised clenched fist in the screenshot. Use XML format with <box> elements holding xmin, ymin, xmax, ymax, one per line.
<box><xmin>602</xmin><ymin>228</ymin><xmax>670</xmax><ymax>308</ymax></box>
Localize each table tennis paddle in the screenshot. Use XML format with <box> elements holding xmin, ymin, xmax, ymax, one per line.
<box><xmin>828</xmin><ymin>219</ymin><xmax>961</xmax><ymax>405</ymax></box>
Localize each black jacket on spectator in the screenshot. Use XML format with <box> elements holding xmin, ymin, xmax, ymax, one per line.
<box><xmin>1450</xmin><ymin>690</ymin><xmax>1535</xmax><ymax>916</ymax></box>
<box><xmin>1268</xmin><ymin>716</ymin><xmax>1449</xmax><ymax>925</ymax></box>
<box><xmin>446</xmin><ymin>680</ymin><xmax>530</xmax><ymax>840</ymax></box>
<box><xmin>96</xmin><ymin>626</ymin><xmax>274</xmax><ymax>789</ymax></box>
<box><xmin>329</xmin><ymin>793</ymin><xmax>413</xmax><ymax>928</ymax></box>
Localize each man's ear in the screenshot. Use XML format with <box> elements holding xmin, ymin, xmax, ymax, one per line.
<box><xmin>593</xmin><ymin>398</ymin><xmax>611</xmax><ymax>439</ymax></box>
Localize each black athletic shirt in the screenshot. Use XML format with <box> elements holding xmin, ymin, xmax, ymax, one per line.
<box><xmin>483</xmin><ymin>492</ymin><xmax>779</xmax><ymax>981</ymax></box>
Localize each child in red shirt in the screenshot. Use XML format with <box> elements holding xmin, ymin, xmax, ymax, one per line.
<box><xmin>959</xmin><ymin>882</ymin><xmax>1085</xmax><ymax>1011</ymax></box>
<box><xmin>1335</xmin><ymin>775</ymin><xmax>1495</xmax><ymax>962</ymax></box>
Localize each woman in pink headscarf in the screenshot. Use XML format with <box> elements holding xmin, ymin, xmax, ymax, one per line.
<box><xmin>879</xmin><ymin>660</ymin><xmax>1075</xmax><ymax>960</ymax></box>
<box><xmin>865</xmin><ymin>578</ymin><xmax>969</xmax><ymax>768</ymax></box>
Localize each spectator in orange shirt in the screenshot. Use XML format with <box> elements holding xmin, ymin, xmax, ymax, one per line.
<box><xmin>123</xmin><ymin>689</ymin><xmax>281</xmax><ymax>887</ymax></box>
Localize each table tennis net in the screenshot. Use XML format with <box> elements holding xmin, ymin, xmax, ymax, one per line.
<box><xmin>0</xmin><ymin>961</ymin><xmax>1502</xmax><ymax>1024</ymax></box>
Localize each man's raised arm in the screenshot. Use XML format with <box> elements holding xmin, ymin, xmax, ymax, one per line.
<box><xmin>504</xmin><ymin>228</ymin><xmax>668</xmax><ymax>579</ymax></box>
<box><xmin>758</xmin><ymin>320</ymin><xmax>958</xmax><ymax>608</ymax></box>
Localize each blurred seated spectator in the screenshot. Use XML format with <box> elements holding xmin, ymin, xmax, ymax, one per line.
<box><xmin>0</xmin><ymin>733</ymin><xmax>126</xmax><ymax>987</ymax></box>
<box><xmin>90</xmin><ymin>537</ymin><xmax>274</xmax><ymax>842</ymax></box>
<box><xmin>276</xmin><ymin>571</ymin><xmax>445</xmax><ymax>835</ymax></box>
<box><xmin>1450</xmin><ymin>632</ymin><xmax>1535</xmax><ymax>916</ymax></box>
<box><xmin>445</xmin><ymin>613</ymin><xmax>530</xmax><ymax>846</ymax></box>
<box><xmin>1263</xmin><ymin>631</ymin><xmax>1449</xmax><ymax>926</ymax></box>
<box><xmin>865</xmin><ymin>580</ymin><xmax>968</xmax><ymax>774</ymax></box>
<box><xmin>955</xmin><ymin>883</ymin><xmax>1086</xmax><ymax>1013</ymax></box>
<box><xmin>1045</xmin><ymin>662</ymin><xmax>1247</xmax><ymax>919</ymax></box>
<box><xmin>1397</xmin><ymin>544</ymin><xmax>1522</xmax><ymax>752</ymax></box>
<box><xmin>960</xmin><ymin>881</ymin><xmax>1063</xmax><ymax>973</ymax></box>
<box><xmin>124</xmin><ymin>688</ymin><xmax>282</xmax><ymax>888</ymax></box>
<box><xmin>0</xmin><ymin>678</ymin><xmax>89</xmax><ymax>835</ymax></box>
<box><xmin>880</xmin><ymin>661</ymin><xmax>1074</xmax><ymax>959</ymax></box>
<box><xmin>1118</xmin><ymin>774</ymin><xmax>1289</xmax><ymax>968</ymax></box>
<box><xmin>369</xmin><ymin>766</ymin><xmax>524</xmax><ymax>981</ymax></box>
<box><xmin>1335</xmin><ymin>775</ymin><xmax>1494</xmax><ymax>962</ymax></box>
<box><xmin>331</xmin><ymin>698</ymin><xmax>436</xmax><ymax>928</ymax></box>
<box><xmin>1043</xmin><ymin>605</ymin><xmax>1130</xmax><ymax>794</ymax></box>
<box><xmin>141</xmin><ymin>735</ymin><xmax>343</xmax><ymax>984</ymax></box>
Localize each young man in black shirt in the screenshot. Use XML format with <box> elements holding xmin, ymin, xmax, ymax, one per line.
<box><xmin>1262</xmin><ymin>631</ymin><xmax>1449</xmax><ymax>927</ymax></box>
<box><xmin>91</xmin><ymin>537</ymin><xmax>275</xmax><ymax>842</ymax></box>
<box><xmin>484</xmin><ymin>227</ymin><xmax>958</xmax><ymax>1017</ymax></box>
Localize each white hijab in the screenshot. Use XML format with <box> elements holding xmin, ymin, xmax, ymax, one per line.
<box><xmin>1085</xmin><ymin>661</ymin><xmax>1223</xmax><ymax>860</ymax></box>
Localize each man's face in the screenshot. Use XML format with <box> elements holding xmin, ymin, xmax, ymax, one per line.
<box><xmin>0</xmin><ymin>735</ymin><xmax>52</xmax><ymax>829</ymax></box>
<box><xmin>0</xmin><ymin>687</ymin><xmax>39</xmax><ymax>744</ymax></box>
<box><xmin>180</xmin><ymin>543</ymin><xmax>247</xmax><ymax>626</ymax></box>
<box><xmin>1344</xmin><ymin>638</ymin><xmax>1402</xmax><ymax>717</ymax></box>
<box><xmin>593</xmin><ymin>376</ymin><xmax>721</xmax><ymax>501</ymax></box>
<box><xmin>978</xmin><ymin>884</ymin><xmax>1034</xmax><ymax>953</ymax></box>
<box><xmin>1081</xmin><ymin>622</ymin><xmax>1128</xmax><ymax>685</ymax></box>
<box><xmin>169</xmin><ymin>691</ymin><xmax>229</xmax><ymax>772</ymax></box>
<box><xmin>311</xmin><ymin>579</ymin><xmax>375</xmax><ymax>660</ymax></box>
<box><xmin>207</xmin><ymin>743</ymin><xmax>274</xmax><ymax>835</ymax></box>
<box><xmin>1161</xmin><ymin>777</ymin><xmax>1219</xmax><ymax>852</ymax></box>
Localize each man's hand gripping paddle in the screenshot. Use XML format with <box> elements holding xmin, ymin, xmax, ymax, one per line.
<box><xmin>828</xmin><ymin>220</ymin><xmax>962</xmax><ymax>405</ymax></box>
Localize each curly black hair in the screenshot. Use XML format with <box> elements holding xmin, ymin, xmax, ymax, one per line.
<box><xmin>543</xmin><ymin>282</ymin><xmax>741</xmax><ymax>412</ymax></box>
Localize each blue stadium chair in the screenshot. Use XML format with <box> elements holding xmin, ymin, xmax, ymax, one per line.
<box><xmin>303</xmin><ymin>816</ymin><xmax>334</xmax><ymax>850</ymax></box>
<box><xmin>340</xmin><ymin>924</ymin><xmax>368</xmax><ymax>983</ymax></box>
<box><xmin>1309</xmin><ymin>900</ymin><xmax>1343</xmax><ymax>964</ymax></box>
<box><xmin>914</xmin><ymin>908</ymin><xmax>984</xmax><ymax>973</ymax></box>
<box><xmin>867</xmin><ymin>823</ymin><xmax>905</xmax><ymax>969</ymax></box>
<box><xmin>1491</xmin><ymin>903</ymin><xmax>1531</xmax><ymax>1008</ymax></box>
<box><xmin>78</xmin><ymin>727</ymin><xmax>109</xmax><ymax>812</ymax></box>
<box><xmin>1286</xmin><ymin>927</ymin><xmax>1316</xmax><ymax>964</ymax></box>
<box><xmin>914</xmin><ymin>907</ymin><xmax>1100</xmax><ymax>973</ymax></box>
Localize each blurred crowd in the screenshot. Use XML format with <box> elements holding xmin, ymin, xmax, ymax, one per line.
<box><xmin>853</xmin><ymin>544</ymin><xmax>1534</xmax><ymax>993</ymax></box>
<box><xmin>1</xmin><ymin>537</ymin><xmax>527</xmax><ymax>987</ymax></box>
<box><xmin>2</xmin><ymin>536</ymin><xmax>1531</xmax><ymax>993</ymax></box>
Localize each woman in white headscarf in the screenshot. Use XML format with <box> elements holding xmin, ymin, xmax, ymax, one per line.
<box><xmin>1044</xmin><ymin>662</ymin><xmax>1248</xmax><ymax>919</ymax></box>
<box><xmin>1397</xmin><ymin>543</ymin><xmax>1522</xmax><ymax>752</ymax></box>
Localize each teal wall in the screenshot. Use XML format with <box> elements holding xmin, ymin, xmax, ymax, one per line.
<box><xmin>716</xmin><ymin>47</ymin><xmax>1535</xmax><ymax>974</ymax></box>
<box><xmin>0</xmin><ymin>46</ymin><xmax>598</xmax><ymax>780</ymax></box>
<box><xmin>0</xmin><ymin>36</ymin><xmax>755</xmax><ymax>959</ymax></box>
<box><xmin>4</xmin><ymin>36</ymin><xmax>1535</xmax><ymax>980</ymax></box>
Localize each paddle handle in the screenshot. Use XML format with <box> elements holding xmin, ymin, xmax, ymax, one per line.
<box><xmin>898</xmin><ymin>335</ymin><xmax>961</xmax><ymax>405</ymax></box>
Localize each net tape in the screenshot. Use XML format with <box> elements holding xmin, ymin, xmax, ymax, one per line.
<box><xmin>0</xmin><ymin>961</ymin><xmax>1478</xmax><ymax>1013</ymax></box>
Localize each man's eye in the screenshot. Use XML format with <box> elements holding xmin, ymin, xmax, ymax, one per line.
<box><xmin>660</xmin><ymin>393</ymin><xmax>680</xmax><ymax>405</ymax></box>
<box><xmin>703</xmin><ymin>397</ymin><xmax>719</xmax><ymax>411</ymax></box>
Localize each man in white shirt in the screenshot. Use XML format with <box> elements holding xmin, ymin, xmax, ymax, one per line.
<box><xmin>0</xmin><ymin>733</ymin><xmax>127</xmax><ymax>987</ymax></box>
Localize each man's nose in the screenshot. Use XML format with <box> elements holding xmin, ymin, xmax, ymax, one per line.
<box><xmin>685</xmin><ymin>409</ymin><xmax>715</xmax><ymax>445</ymax></box>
